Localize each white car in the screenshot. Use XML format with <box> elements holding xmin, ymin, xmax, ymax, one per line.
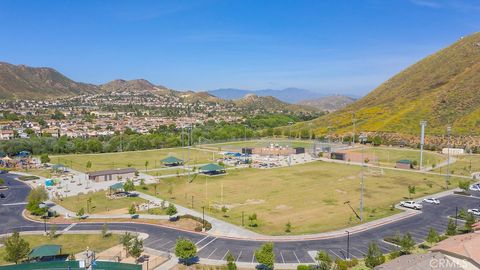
<box><xmin>423</xmin><ymin>198</ymin><xmax>440</xmax><ymax>205</ymax></box>
<box><xmin>467</xmin><ymin>209</ymin><xmax>480</xmax><ymax>216</ymax></box>
<box><xmin>400</xmin><ymin>201</ymin><xmax>423</xmax><ymax>210</ymax></box>
<box><xmin>469</xmin><ymin>184</ymin><xmax>480</xmax><ymax>192</ymax></box>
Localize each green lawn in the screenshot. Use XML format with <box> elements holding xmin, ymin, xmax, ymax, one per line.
<box><xmin>0</xmin><ymin>234</ymin><xmax>119</xmax><ymax>265</ymax></box>
<box><xmin>197</xmin><ymin>139</ymin><xmax>315</xmax><ymax>152</ymax></box>
<box><xmin>50</xmin><ymin>148</ymin><xmax>220</xmax><ymax>172</ymax></box>
<box><xmin>349</xmin><ymin>147</ymin><xmax>446</xmax><ymax>168</ymax></box>
<box><xmin>432</xmin><ymin>154</ymin><xmax>480</xmax><ymax>176</ymax></box>
<box><xmin>55</xmin><ymin>190</ymin><xmax>146</xmax><ymax>214</ymax></box>
<box><xmin>143</xmin><ymin>161</ymin><xmax>465</xmax><ymax>235</ymax></box>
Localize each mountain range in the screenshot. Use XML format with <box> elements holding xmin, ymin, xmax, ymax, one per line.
<box><xmin>207</xmin><ymin>87</ymin><xmax>325</xmax><ymax>103</ymax></box>
<box><xmin>292</xmin><ymin>32</ymin><xmax>480</xmax><ymax>136</ymax></box>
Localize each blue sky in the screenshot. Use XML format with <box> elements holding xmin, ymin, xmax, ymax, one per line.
<box><xmin>1</xmin><ymin>0</ymin><xmax>479</xmax><ymax>96</ymax></box>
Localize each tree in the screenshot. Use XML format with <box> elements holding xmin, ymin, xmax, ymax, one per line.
<box><xmin>446</xmin><ymin>218</ymin><xmax>457</xmax><ymax>236</ymax></box>
<box><xmin>119</xmin><ymin>232</ymin><xmax>134</xmax><ymax>257</ymax></box>
<box><xmin>364</xmin><ymin>241</ymin><xmax>385</xmax><ymax>268</ymax></box>
<box><xmin>101</xmin><ymin>223</ymin><xmax>109</xmax><ymax>238</ymax></box>
<box><xmin>77</xmin><ymin>207</ymin><xmax>85</xmax><ymax>218</ymax></box>
<box><xmin>129</xmin><ymin>237</ymin><xmax>143</xmax><ymax>262</ymax></box>
<box><xmin>124</xmin><ymin>179</ymin><xmax>135</xmax><ymax>192</ymax></box>
<box><xmin>175</xmin><ymin>238</ymin><xmax>197</xmax><ymax>262</ymax></box>
<box><xmin>315</xmin><ymin>250</ymin><xmax>332</xmax><ymax>270</ymax></box>
<box><xmin>128</xmin><ymin>204</ymin><xmax>137</xmax><ymax>215</ymax></box>
<box><xmin>166</xmin><ymin>203</ymin><xmax>177</xmax><ymax>217</ymax></box>
<box><xmin>226</xmin><ymin>251</ymin><xmax>237</xmax><ymax>270</ymax></box>
<box><xmin>49</xmin><ymin>224</ymin><xmax>57</xmax><ymax>239</ymax></box>
<box><xmin>255</xmin><ymin>242</ymin><xmax>275</xmax><ymax>270</ymax></box>
<box><xmin>458</xmin><ymin>180</ymin><xmax>470</xmax><ymax>192</ymax></box>
<box><xmin>248</xmin><ymin>213</ymin><xmax>258</xmax><ymax>227</ymax></box>
<box><xmin>408</xmin><ymin>185</ymin><xmax>416</xmax><ymax>199</ymax></box>
<box><xmin>426</xmin><ymin>228</ymin><xmax>439</xmax><ymax>245</ymax></box>
<box><xmin>86</xmin><ymin>160</ymin><xmax>92</xmax><ymax>172</ymax></box>
<box><xmin>3</xmin><ymin>231</ymin><xmax>30</xmax><ymax>264</ymax></box>
<box><xmin>285</xmin><ymin>221</ymin><xmax>292</xmax><ymax>233</ymax></box>
<box><xmin>26</xmin><ymin>186</ymin><xmax>49</xmax><ymax>216</ymax></box>
<box><xmin>464</xmin><ymin>213</ymin><xmax>476</xmax><ymax>232</ymax></box>
<box><xmin>40</xmin><ymin>153</ymin><xmax>50</xmax><ymax>164</ymax></box>
<box><xmin>144</xmin><ymin>160</ymin><xmax>149</xmax><ymax>173</ymax></box>
<box><xmin>399</xmin><ymin>233</ymin><xmax>415</xmax><ymax>254</ymax></box>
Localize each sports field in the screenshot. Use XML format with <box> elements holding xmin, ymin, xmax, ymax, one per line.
<box><xmin>432</xmin><ymin>154</ymin><xmax>480</xmax><ymax>176</ymax></box>
<box><xmin>50</xmin><ymin>148</ymin><xmax>219</xmax><ymax>172</ymax></box>
<box><xmin>197</xmin><ymin>139</ymin><xmax>315</xmax><ymax>152</ymax></box>
<box><xmin>143</xmin><ymin>160</ymin><xmax>464</xmax><ymax>235</ymax></box>
<box><xmin>349</xmin><ymin>147</ymin><xmax>446</xmax><ymax>168</ymax></box>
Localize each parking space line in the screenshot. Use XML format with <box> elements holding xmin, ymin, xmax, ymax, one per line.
<box><xmin>221</xmin><ymin>250</ymin><xmax>230</xmax><ymax>261</ymax></box>
<box><xmin>293</xmin><ymin>251</ymin><xmax>300</xmax><ymax>263</ymax></box>
<box><xmin>207</xmin><ymin>248</ymin><xmax>218</xmax><ymax>259</ymax></box>
<box><xmin>145</xmin><ymin>237</ymin><xmax>163</xmax><ymax>246</ymax></box>
<box><xmin>236</xmin><ymin>250</ymin><xmax>243</xmax><ymax>262</ymax></box>
<box><xmin>198</xmin><ymin>237</ymin><xmax>217</xmax><ymax>251</ymax></box>
<box><xmin>353</xmin><ymin>247</ymin><xmax>366</xmax><ymax>256</ymax></box>
<box><xmin>158</xmin><ymin>240</ymin><xmax>172</xmax><ymax>248</ymax></box>
<box><xmin>280</xmin><ymin>251</ymin><xmax>285</xmax><ymax>264</ymax></box>
<box><xmin>252</xmin><ymin>253</ymin><xmax>256</xmax><ymax>263</ymax></box>
<box><xmin>328</xmin><ymin>249</ymin><xmax>342</xmax><ymax>259</ymax></box>
<box><xmin>195</xmin><ymin>236</ymin><xmax>210</xmax><ymax>245</ymax></box>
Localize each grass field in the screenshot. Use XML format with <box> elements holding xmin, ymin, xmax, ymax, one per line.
<box><xmin>143</xmin><ymin>161</ymin><xmax>465</xmax><ymax>235</ymax></box>
<box><xmin>349</xmin><ymin>147</ymin><xmax>446</xmax><ymax>168</ymax></box>
<box><xmin>50</xmin><ymin>148</ymin><xmax>220</xmax><ymax>172</ymax></box>
<box><xmin>0</xmin><ymin>234</ymin><xmax>119</xmax><ymax>265</ymax></box>
<box><xmin>197</xmin><ymin>139</ymin><xmax>315</xmax><ymax>152</ymax></box>
<box><xmin>55</xmin><ymin>190</ymin><xmax>146</xmax><ymax>214</ymax></box>
<box><xmin>432</xmin><ymin>154</ymin><xmax>480</xmax><ymax>176</ymax></box>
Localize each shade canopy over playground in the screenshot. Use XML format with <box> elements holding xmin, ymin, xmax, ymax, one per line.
<box><xmin>161</xmin><ymin>156</ymin><xmax>184</xmax><ymax>166</ymax></box>
<box><xmin>28</xmin><ymin>244</ymin><xmax>62</xmax><ymax>260</ymax></box>
<box><xmin>109</xmin><ymin>182</ymin><xmax>124</xmax><ymax>190</ymax></box>
<box><xmin>199</xmin><ymin>163</ymin><xmax>226</xmax><ymax>175</ymax></box>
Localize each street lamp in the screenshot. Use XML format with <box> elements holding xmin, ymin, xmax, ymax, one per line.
<box><xmin>346</xmin><ymin>231</ymin><xmax>350</xmax><ymax>261</ymax></box>
<box><xmin>419</xmin><ymin>121</ymin><xmax>427</xmax><ymax>171</ymax></box>
<box><xmin>359</xmin><ymin>134</ymin><xmax>368</xmax><ymax>222</ymax></box>
<box><xmin>446</xmin><ymin>126</ymin><xmax>452</xmax><ymax>189</ymax></box>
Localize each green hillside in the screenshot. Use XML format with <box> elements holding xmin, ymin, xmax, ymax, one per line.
<box><xmin>294</xmin><ymin>32</ymin><xmax>480</xmax><ymax>136</ymax></box>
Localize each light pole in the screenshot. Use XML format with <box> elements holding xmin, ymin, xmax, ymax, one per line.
<box><xmin>359</xmin><ymin>134</ymin><xmax>367</xmax><ymax>222</ymax></box>
<box><xmin>446</xmin><ymin>126</ymin><xmax>452</xmax><ymax>189</ymax></box>
<box><xmin>419</xmin><ymin>121</ymin><xmax>427</xmax><ymax>171</ymax></box>
<box><xmin>244</xmin><ymin>125</ymin><xmax>247</xmax><ymax>164</ymax></box>
<box><xmin>346</xmin><ymin>230</ymin><xmax>350</xmax><ymax>260</ymax></box>
<box><xmin>202</xmin><ymin>206</ymin><xmax>205</xmax><ymax>229</ymax></box>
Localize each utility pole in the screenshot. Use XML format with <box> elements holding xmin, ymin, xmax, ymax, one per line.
<box><xmin>445</xmin><ymin>126</ymin><xmax>452</xmax><ymax>189</ymax></box>
<box><xmin>352</xmin><ymin>112</ymin><xmax>356</xmax><ymax>144</ymax></box>
<box><xmin>359</xmin><ymin>134</ymin><xmax>367</xmax><ymax>222</ymax></box>
<box><xmin>346</xmin><ymin>230</ymin><xmax>350</xmax><ymax>261</ymax></box>
<box><xmin>419</xmin><ymin>121</ymin><xmax>427</xmax><ymax>171</ymax></box>
<box><xmin>244</xmin><ymin>125</ymin><xmax>247</xmax><ymax>164</ymax></box>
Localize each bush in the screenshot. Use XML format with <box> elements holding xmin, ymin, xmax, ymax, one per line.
<box><xmin>18</xmin><ymin>175</ymin><xmax>40</xmax><ymax>181</ymax></box>
<box><xmin>180</xmin><ymin>214</ymin><xmax>212</xmax><ymax>231</ymax></box>
<box><xmin>296</xmin><ymin>265</ymin><xmax>309</xmax><ymax>270</ymax></box>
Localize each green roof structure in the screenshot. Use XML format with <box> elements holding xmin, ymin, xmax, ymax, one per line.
<box><xmin>109</xmin><ymin>182</ymin><xmax>124</xmax><ymax>190</ymax></box>
<box><xmin>199</xmin><ymin>163</ymin><xmax>225</xmax><ymax>172</ymax></box>
<box><xmin>28</xmin><ymin>244</ymin><xmax>62</xmax><ymax>259</ymax></box>
<box><xmin>161</xmin><ymin>156</ymin><xmax>184</xmax><ymax>164</ymax></box>
<box><xmin>397</xmin><ymin>159</ymin><xmax>413</xmax><ymax>164</ymax></box>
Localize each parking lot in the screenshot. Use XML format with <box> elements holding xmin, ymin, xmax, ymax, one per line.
<box><xmin>1</xmin><ymin>173</ymin><xmax>479</xmax><ymax>264</ymax></box>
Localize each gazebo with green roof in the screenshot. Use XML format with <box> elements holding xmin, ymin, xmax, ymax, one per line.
<box><xmin>28</xmin><ymin>244</ymin><xmax>62</xmax><ymax>261</ymax></box>
<box><xmin>161</xmin><ymin>156</ymin><xmax>184</xmax><ymax>167</ymax></box>
<box><xmin>199</xmin><ymin>163</ymin><xmax>226</xmax><ymax>175</ymax></box>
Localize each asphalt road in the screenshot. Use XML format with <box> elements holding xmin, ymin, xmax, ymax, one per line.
<box><xmin>1</xmin><ymin>173</ymin><xmax>479</xmax><ymax>264</ymax></box>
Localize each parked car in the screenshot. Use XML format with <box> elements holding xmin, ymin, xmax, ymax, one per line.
<box><xmin>467</xmin><ymin>209</ymin><xmax>480</xmax><ymax>216</ymax></box>
<box><xmin>423</xmin><ymin>198</ymin><xmax>440</xmax><ymax>205</ymax></box>
<box><xmin>400</xmin><ymin>201</ymin><xmax>423</xmax><ymax>210</ymax></box>
<box><xmin>0</xmin><ymin>193</ymin><xmax>5</xmax><ymax>199</ymax></box>
<box><xmin>469</xmin><ymin>184</ymin><xmax>480</xmax><ymax>192</ymax></box>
